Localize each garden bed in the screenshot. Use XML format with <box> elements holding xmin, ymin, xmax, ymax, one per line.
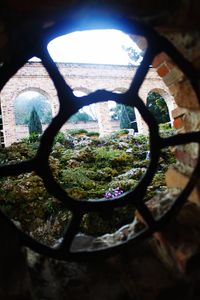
<box><xmin>0</xmin><ymin>132</ymin><xmax>175</xmax><ymax>245</ymax></box>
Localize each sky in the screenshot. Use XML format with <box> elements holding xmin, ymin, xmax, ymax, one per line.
<box><xmin>29</xmin><ymin>29</ymin><xmax>142</xmax><ymax>115</ymax></box>
<box><xmin>45</xmin><ymin>29</ymin><xmax>141</xmax><ymax>65</ymax></box>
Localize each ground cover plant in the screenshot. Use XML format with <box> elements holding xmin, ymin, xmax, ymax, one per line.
<box><xmin>0</xmin><ymin>130</ymin><xmax>175</xmax><ymax>244</ymax></box>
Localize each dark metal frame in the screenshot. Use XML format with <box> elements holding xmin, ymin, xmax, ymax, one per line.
<box><xmin>0</xmin><ymin>13</ymin><xmax>199</xmax><ymax>261</ymax></box>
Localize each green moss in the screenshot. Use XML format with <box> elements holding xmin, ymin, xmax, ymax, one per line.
<box><xmin>66</xmin><ymin>188</ymin><xmax>89</xmax><ymax>200</ymax></box>
<box><xmin>67</xmin><ymin>128</ymin><xmax>88</xmax><ymax>135</ymax></box>
<box><xmin>111</xmin><ymin>129</ymin><xmax>129</xmax><ymax>138</ymax></box>
<box><xmin>108</xmin><ymin>179</ymin><xmax>137</xmax><ymax>192</ymax></box>
<box><xmin>61</xmin><ymin>168</ymin><xmax>96</xmax><ymax>190</ymax></box>
<box><xmin>72</xmin><ymin>147</ymin><xmax>95</xmax><ymax>163</ymax></box>
<box><xmin>0</xmin><ymin>131</ymin><xmax>175</xmax><ymax>242</ymax></box>
<box><xmin>87</xmin><ymin>131</ymin><xmax>100</xmax><ymax>137</ymax></box>
<box><xmin>94</xmin><ymin>147</ymin><xmax>131</xmax><ymax>169</ymax></box>
<box><xmin>81</xmin><ymin>204</ymin><xmax>136</xmax><ymax>235</ymax></box>
<box><xmin>0</xmin><ymin>173</ymin><xmax>62</xmax><ymax>231</ymax></box>
<box><xmin>0</xmin><ymin>141</ymin><xmax>36</xmax><ymax>165</ymax></box>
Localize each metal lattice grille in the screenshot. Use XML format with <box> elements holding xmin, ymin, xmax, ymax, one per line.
<box><xmin>0</xmin><ymin>15</ymin><xmax>200</xmax><ymax>261</ymax></box>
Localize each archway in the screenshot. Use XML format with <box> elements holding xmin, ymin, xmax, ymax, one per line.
<box><xmin>0</xmin><ymin>63</ymin><xmax>178</xmax><ymax>145</ymax></box>
<box><xmin>14</xmin><ymin>90</ymin><xmax>52</xmax><ymax>141</ymax></box>
<box><xmin>147</xmin><ymin>88</ymin><xmax>174</xmax><ymax>126</ymax></box>
<box><xmin>110</xmin><ymin>88</ymin><xmax>138</xmax><ymax>133</ymax></box>
<box><xmin>146</xmin><ymin>90</ymin><xmax>171</xmax><ymax>127</ymax></box>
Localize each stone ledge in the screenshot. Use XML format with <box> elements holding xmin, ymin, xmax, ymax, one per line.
<box><xmin>165</xmin><ymin>167</ymin><xmax>200</xmax><ymax>205</ymax></box>
<box><xmin>172</xmin><ymin>107</ymin><xmax>187</xmax><ymax>119</ymax></box>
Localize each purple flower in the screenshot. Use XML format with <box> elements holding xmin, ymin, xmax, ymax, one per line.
<box><xmin>104</xmin><ymin>187</ymin><xmax>124</xmax><ymax>199</ymax></box>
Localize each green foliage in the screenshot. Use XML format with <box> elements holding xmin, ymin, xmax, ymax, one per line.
<box><xmin>0</xmin><ymin>141</ymin><xmax>36</xmax><ymax>165</ymax></box>
<box><xmin>0</xmin><ymin>173</ymin><xmax>62</xmax><ymax>230</ymax></box>
<box><xmin>147</xmin><ymin>92</ymin><xmax>170</xmax><ymax>124</ymax></box>
<box><xmin>87</xmin><ymin>131</ymin><xmax>100</xmax><ymax>137</ymax></box>
<box><xmin>159</xmin><ymin>123</ymin><xmax>170</xmax><ymax>131</ymax></box>
<box><xmin>111</xmin><ymin>104</ymin><xmax>136</xmax><ymax>130</ymax></box>
<box><xmin>28</xmin><ymin>132</ymin><xmax>40</xmax><ymax>143</ymax></box>
<box><xmin>61</xmin><ymin>168</ymin><xmax>96</xmax><ymax>190</ymax></box>
<box><xmin>68</xmin><ymin>111</ymin><xmax>94</xmax><ymax>123</ymax></box>
<box><xmin>134</xmin><ymin>134</ymin><xmax>149</xmax><ymax>145</ymax></box>
<box><xmin>54</xmin><ymin>132</ymin><xmax>65</xmax><ymax>144</ymax></box>
<box><xmin>0</xmin><ymin>132</ymin><xmax>175</xmax><ymax>241</ymax></box>
<box><xmin>14</xmin><ymin>92</ymin><xmax>52</xmax><ymax>125</ymax></box>
<box><xmin>94</xmin><ymin>147</ymin><xmax>131</xmax><ymax>169</ymax></box>
<box><xmin>159</xmin><ymin>123</ymin><xmax>175</xmax><ymax>138</ymax></box>
<box><xmin>111</xmin><ymin>129</ymin><xmax>129</xmax><ymax>138</ymax></box>
<box><xmin>67</xmin><ymin>128</ymin><xmax>88</xmax><ymax>136</ymax></box>
<box><xmin>28</xmin><ymin>108</ymin><xmax>42</xmax><ymax>136</ymax></box>
<box><xmin>81</xmin><ymin>203</ymin><xmax>136</xmax><ymax>236</ymax></box>
<box><xmin>118</xmin><ymin>129</ymin><xmax>129</xmax><ymax>135</ymax></box>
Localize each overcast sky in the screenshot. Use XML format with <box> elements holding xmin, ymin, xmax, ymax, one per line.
<box><xmin>29</xmin><ymin>29</ymin><xmax>142</xmax><ymax>115</ymax></box>
<box><xmin>46</xmin><ymin>29</ymin><xmax>141</xmax><ymax>65</ymax></box>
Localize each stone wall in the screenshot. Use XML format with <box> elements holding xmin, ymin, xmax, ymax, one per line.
<box><xmin>148</xmin><ymin>49</ymin><xmax>200</xmax><ymax>273</ymax></box>
<box><xmin>15</xmin><ymin>120</ymin><xmax>120</xmax><ymax>141</ymax></box>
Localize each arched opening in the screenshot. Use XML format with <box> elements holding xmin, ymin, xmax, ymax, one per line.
<box><xmin>110</xmin><ymin>102</ymin><xmax>138</xmax><ymax>132</ymax></box>
<box><xmin>14</xmin><ymin>90</ymin><xmax>52</xmax><ymax>141</ymax></box>
<box><xmin>146</xmin><ymin>90</ymin><xmax>171</xmax><ymax>127</ymax></box>
<box><xmin>109</xmin><ymin>90</ymin><xmax>138</xmax><ymax>133</ymax></box>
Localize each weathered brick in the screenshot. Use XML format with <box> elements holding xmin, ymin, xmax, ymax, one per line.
<box><xmin>165</xmin><ymin>167</ymin><xmax>200</xmax><ymax>205</ymax></box>
<box><xmin>171</xmin><ymin>107</ymin><xmax>187</xmax><ymax>119</ymax></box>
<box><xmin>183</xmin><ymin>110</ymin><xmax>200</xmax><ymax>132</ymax></box>
<box><xmin>164</xmin><ymin>59</ymin><xmax>177</xmax><ymax>70</ymax></box>
<box><xmin>174</xmin><ymin>149</ymin><xmax>198</xmax><ymax>168</ymax></box>
<box><xmin>168</xmin><ymin>83</ymin><xmax>178</xmax><ymax>97</ymax></box>
<box><xmin>162</xmin><ymin>67</ymin><xmax>184</xmax><ymax>86</ymax></box>
<box><xmin>157</xmin><ymin>64</ymin><xmax>169</xmax><ymax>77</ymax></box>
<box><xmin>152</xmin><ymin>52</ymin><xmax>171</xmax><ymax>68</ymax></box>
<box><xmin>173</xmin><ymin>79</ymin><xmax>200</xmax><ymax>109</ymax></box>
<box><xmin>180</xmin><ymin>143</ymin><xmax>199</xmax><ymax>160</ymax></box>
<box><xmin>173</xmin><ymin>116</ymin><xmax>184</xmax><ymax>129</ymax></box>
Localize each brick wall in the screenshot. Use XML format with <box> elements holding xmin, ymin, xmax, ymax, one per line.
<box><xmin>150</xmin><ymin>51</ymin><xmax>200</xmax><ymax>273</ymax></box>
<box><xmin>0</xmin><ymin>62</ymin><xmax>177</xmax><ymax>146</ymax></box>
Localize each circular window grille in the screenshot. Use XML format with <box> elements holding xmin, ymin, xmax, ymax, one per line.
<box><xmin>0</xmin><ymin>15</ymin><xmax>199</xmax><ymax>261</ymax></box>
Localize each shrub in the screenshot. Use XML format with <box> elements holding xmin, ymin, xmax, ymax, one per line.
<box><xmin>159</xmin><ymin>123</ymin><xmax>175</xmax><ymax>137</ymax></box>
<box><xmin>159</xmin><ymin>123</ymin><xmax>171</xmax><ymax>131</ymax></box>
<box><xmin>87</xmin><ymin>131</ymin><xmax>100</xmax><ymax>137</ymax></box>
<box><xmin>0</xmin><ymin>130</ymin><xmax>175</xmax><ymax>242</ymax></box>
<box><xmin>28</xmin><ymin>107</ymin><xmax>42</xmax><ymax>136</ymax></box>
<box><xmin>118</xmin><ymin>129</ymin><xmax>129</xmax><ymax>135</ymax></box>
<box><xmin>67</xmin><ymin>129</ymin><xmax>88</xmax><ymax>136</ymax></box>
<box><xmin>111</xmin><ymin>129</ymin><xmax>129</xmax><ymax>138</ymax></box>
<box><xmin>28</xmin><ymin>132</ymin><xmax>40</xmax><ymax>143</ymax></box>
<box><xmin>68</xmin><ymin>111</ymin><xmax>94</xmax><ymax>123</ymax></box>
<box><xmin>54</xmin><ymin>132</ymin><xmax>65</xmax><ymax>144</ymax></box>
